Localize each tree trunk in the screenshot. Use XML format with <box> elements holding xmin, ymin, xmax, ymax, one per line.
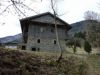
<box><xmin>50</xmin><ymin>0</ymin><xmax>63</xmax><ymax>63</ymax></box>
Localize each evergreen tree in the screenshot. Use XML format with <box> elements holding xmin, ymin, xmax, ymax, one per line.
<box><xmin>84</xmin><ymin>40</ymin><xmax>92</xmax><ymax>54</ymax></box>
<box><xmin>74</xmin><ymin>32</ymin><xmax>86</xmax><ymax>40</ymax></box>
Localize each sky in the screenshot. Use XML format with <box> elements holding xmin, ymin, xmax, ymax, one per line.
<box><xmin>0</xmin><ymin>0</ymin><xmax>100</xmax><ymax>38</ymax></box>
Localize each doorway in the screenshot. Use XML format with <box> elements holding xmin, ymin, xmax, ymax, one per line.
<box><xmin>22</xmin><ymin>46</ymin><xmax>26</xmax><ymax>50</ymax></box>
<box><xmin>31</xmin><ymin>47</ymin><xmax>36</xmax><ymax>51</ymax></box>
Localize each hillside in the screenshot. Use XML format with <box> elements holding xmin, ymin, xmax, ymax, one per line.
<box><xmin>68</xmin><ymin>20</ymin><xmax>88</xmax><ymax>36</ymax></box>
<box><xmin>0</xmin><ymin>48</ymin><xmax>93</xmax><ymax>75</ymax></box>
<box><xmin>68</xmin><ymin>20</ymin><xmax>99</xmax><ymax>36</ymax></box>
<box><xmin>0</xmin><ymin>33</ymin><xmax>22</xmax><ymax>44</ymax></box>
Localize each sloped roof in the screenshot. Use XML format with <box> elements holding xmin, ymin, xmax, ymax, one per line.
<box><xmin>20</xmin><ymin>12</ymin><xmax>71</xmax><ymax>28</ymax></box>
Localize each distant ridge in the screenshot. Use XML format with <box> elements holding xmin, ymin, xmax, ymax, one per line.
<box><xmin>0</xmin><ymin>33</ymin><xmax>22</xmax><ymax>44</ymax></box>
<box><xmin>68</xmin><ymin>20</ymin><xmax>98</xmax><ymax>36</ymax></box>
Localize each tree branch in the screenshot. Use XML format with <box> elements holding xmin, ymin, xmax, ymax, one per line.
<box><xmin>0</xmin><ymin>4</ymin><xmax>13</xmax><ymax>15</ymax></box>
<box><xmin>0</xmin><ymin>0</ymin><xmax>38</xmax><ymax>17</ymax></box>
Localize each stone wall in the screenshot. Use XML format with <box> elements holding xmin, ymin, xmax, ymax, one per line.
<box><xmin>27</xmin><ymin>38</ymin><xmax>66</xmax><ymax>51</ymax></box>
<box><xmin>28</xmin><ymin>24</ymin><xmax>67</xmax><ymax>39</ymax></box>
<box><xmin>26</xmin><ymin>24</ymin><xmax>67</xmax><ymax>51</ymax></box>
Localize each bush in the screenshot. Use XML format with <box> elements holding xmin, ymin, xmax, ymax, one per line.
<box><xmin>84</xmin><ymin>40</ymin><xmax>92</xmax><ymax>54</ymax></box>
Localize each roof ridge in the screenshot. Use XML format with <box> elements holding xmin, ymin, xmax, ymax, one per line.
<box><xmin>20</xmin><ymin>12</ymin><xmax>52</xmax><ymax>21</ymax></box>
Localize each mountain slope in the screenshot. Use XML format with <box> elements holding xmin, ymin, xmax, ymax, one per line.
<box><xmin>0</xmin><ymin>33</ymin><xmax>22</xmax><ymax>44</ymax></box>
<box><xmin>68</xmin><ymin>20</ymin><xmax>92</xmax><ymax>36</ymax></box>
<box><xmin>68</xmin><ymin>20</ymin><xmax>100</xmax><ymax>36</ymax></box>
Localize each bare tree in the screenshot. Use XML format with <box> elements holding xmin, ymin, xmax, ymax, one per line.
<box><xmin>84</xmin><ymin>11</ymin><xmax>100</xmax><ymax>21</ymax></box>
<box><xmin>50</xmin><ymin>0</ymin><xmax>63</xmax><ymax>63</ymax></box>
<box><xmin>0</xmin><ymin>0</ymin><xmax>38</xmax><ymax>18</ymax></box>
<box><xmin>0</xmin><ymin>0</ymin><xmax>40</xmax><ymax>26</ymax></box>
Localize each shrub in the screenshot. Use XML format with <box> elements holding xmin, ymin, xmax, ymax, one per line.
<box><xmin>84</xmin><ymin>40</ymin><xmax>92</xmax><ymax>54</ymax></box>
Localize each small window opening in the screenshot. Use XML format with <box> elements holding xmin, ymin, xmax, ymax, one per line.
<box><xmin>37</xmin><ymin>39</ymin><xmax>40</xmax><ymax>43</ymax></box>
<box><xmin>54</xmin><ymin>40</ymin><xmax>56</xmax><ymax>44</ymax></box>
<box><xmin>51</xmin><ymin>28</ymin><xmax>54</xmax><ymax>33</ymax></box>
<box><xmin>32</xmin><ymin>47</ymin><xmax>36</xmax><ymax>51</ymax></box>
<box><xmin>22</xmin><ymin>46</ymin><xmax>26</xmax><ymax>50</ymax></box>
<box><xmin>37</xmin><ymin>48</ymin><xmax>40</xmax><ymax>51</ymax></box>
<box><xmin>40</xmin><ymin>27</ymin><xmax>44</xmax><ymax>32</ymax></box>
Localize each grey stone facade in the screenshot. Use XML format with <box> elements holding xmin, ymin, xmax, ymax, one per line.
<box><xmin>20</xmin><ymin>12</ymin><xmax>71</xmax><ymax>51</ymax></box>
<box><xmin>27</xmin><ymin>24</ymin><xmax>67</xmax><ymax>51</ymax></box>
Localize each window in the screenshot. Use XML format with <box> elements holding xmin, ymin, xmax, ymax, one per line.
<box><xmin>21</xmin><ymin>46</ymin><xmax>26</xmax><ymax>50</ymax></box>
<box><xmin>51</xmin><ymin>28</ymin><xmax>54</xmax><ymax>33</ymax></box>
<box><xmin>54</xmin><ymin>40</ymin><xmax>56</xmax><ymax>44</ymax></box>
<box><xmin>31</xmin><ymin>47</ymin><xmax>36</xmax><ymax>51</ymax></box>
<box><xmin>65</xmin><ymin>39</ymin><xmax>68</xmax><ymax>41</ymax></box>
<box><xmin>40</xmin><ymin>27</ymin><xmax>44</xmax><ymax>32</ymax></box>
<box><xmin>37</xmin><ymin>48</ymin><xmax>40</xmax><ymax>51</ymax></box>
<box><xmin>37</xmin><ymin>39</ymin><xmax>40</xmax><ymax>43</ymax></box>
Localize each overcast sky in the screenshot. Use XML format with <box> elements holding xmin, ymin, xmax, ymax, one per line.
<box><xmin>0</xmin><ymin>0</ymin><xmax>100</xmax><ymax>38</ymax></box>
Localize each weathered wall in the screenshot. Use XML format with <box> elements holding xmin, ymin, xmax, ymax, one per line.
<box><xmin>28</xmin><ymin>24</ymin><xmax>67</xmax><ymax>39</ymax></box>
<box><xmin>26</xmin><ymin>24</ymin><xmax>67</xmax><ymax>51</ymax></box>
<box><xmin>27</xmin><ymin>38</ymin><xmax>66</xmax><ymax>51</ymax></box>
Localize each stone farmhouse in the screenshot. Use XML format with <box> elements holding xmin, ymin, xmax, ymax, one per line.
<box><xmin>20</xmin><ymin>12</ymin><xmax>71</xmax><ymax>51</ymax></box>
